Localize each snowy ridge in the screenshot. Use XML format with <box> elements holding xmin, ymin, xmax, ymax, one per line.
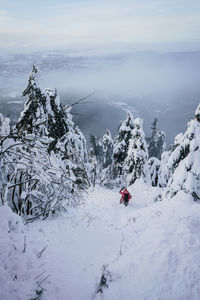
<box><xmin>2</xmin><ymin>183</ymin><xmax>200</xmax><ymax>299</ymax></box>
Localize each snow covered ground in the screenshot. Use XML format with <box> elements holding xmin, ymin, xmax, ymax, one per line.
<box><xmin>1</xmin><ymin>183</ymin><xmax>200</xmax><ymax>299</ymax></box>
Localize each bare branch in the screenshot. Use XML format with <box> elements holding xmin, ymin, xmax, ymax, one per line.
<box><xmin>8</xmin><ymin>178</ymin><xmax>39</xmax><ymax>190</ymax></box>
<box><xmin>71</xmin><ymin>112</ymin><xmax>84</xmax><ymax>116</ymax></box>
<box><xmin>69</xmin><ymin>91</ymin><xmax>95</xmax><ymax>107</ymax></box>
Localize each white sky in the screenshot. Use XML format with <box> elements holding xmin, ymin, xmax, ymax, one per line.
<box><xmin>0</xmin><ymin>0</ymin><xmax>200</xmax><ymax>54</ymax></box>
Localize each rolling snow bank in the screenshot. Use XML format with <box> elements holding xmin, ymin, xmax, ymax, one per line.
<box><xmin>0</xmin><ymin>205</ymin><xmax>48</xmax><ymax>300</ymax></box>
<box><xmin>1</xmin><ymin>183</ymin><xmax>200</xmax><ymax>299</ymax></box>
<box><xmin>98</xmin><ymin>190</ymin><xmax>200</xmax><ymax>300</ymax></box>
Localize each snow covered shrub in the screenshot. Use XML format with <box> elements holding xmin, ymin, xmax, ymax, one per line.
<box><xmin>163</xmin><ymin>104</ymin><xmax>200</xmax><ymax>199</ymax></box>
<box><xmin>0</xmin><ymin>134</ymin><xmax>83</xmax><ymax>221</ymax></box>
<box><xmin>125</xmin><ymin>118</ymin><xmax>150</xmax><ymax>185</ymax></box>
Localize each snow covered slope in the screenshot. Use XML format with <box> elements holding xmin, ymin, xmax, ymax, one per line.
<box><xmin>0</xmin><ymin>206</ymin><xmax>47</xmax><ymax>300</ymax></box>
<box><xmin>1</xmin><ymin>183</ymin><xmax>200</xmax><ymax>299</ymax></box>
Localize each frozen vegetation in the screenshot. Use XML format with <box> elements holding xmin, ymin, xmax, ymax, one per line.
<box><xmin>0</xmin><ymin>67</ymin><xmax>200</xmax><ymax>299</ymax></box>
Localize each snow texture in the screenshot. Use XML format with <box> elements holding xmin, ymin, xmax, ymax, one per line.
<box><xmin>1</xmin><ymin>183</ymin><xmax>200</xmax><ymax>300</ymax></box>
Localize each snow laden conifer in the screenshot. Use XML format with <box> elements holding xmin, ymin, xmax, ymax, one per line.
<box><xmin>88</xmin><ymin>148</ymin><xmax>98</xmax><ymax>187</ymax></box>
<box><xmin>98</xmin><ymin>130</ymin><xmax>114</xmax><ymax>187</ymax></box>
<box><xmin>148</xmin><ymin>157</ymin><xmax>161</xmax><ymax>186</ymax></box>
<box><xmin>89</xmin><ymin>131</ymin><xmax>113</xmax><ymax>186</ymax></box>
<box><xmin>102</xmin><ymin>130</ymin><xmax>113</xmax><ymax>169</ymax></box>
<box><xmin>16</xmin><ymin>66</ymin><xmax>69</xmax><ymax>152</ymax></box>
<box><xmin>89</xmin><ymin>135</ymin><xmax>104</xmax><ymax>166</ymax></box>
<box><xmin>160</xmin><ymin>104</ymin><xmax>200</xmax><ymax>200</ymax></box>
<box><xmin>89</xmin><ymin>135</ymin><xmax>103</xmax><ymax>184</ymax></box>
<box><xmin>146</xmin><ymin>118</ymin><xmax>166</xmax><ymax>159</ymax></box>
<box><xmin>125</xmin><ymin>118</ymin><xmax>150</xmax><ymax>185</ymax></box>
<box><xmin>56</xmin><ymin>105</ymin><xmax>90</xmax><ymax>190</ymax></box>
<box><xmin>111</xmin><ymin>112</ymin><xmax>134</xmax><ymax>184</ymax></box>
<box><xmin>1</xmin><ymin>66</ymin><xmax>90</xmax><ymax>221</ymax></box>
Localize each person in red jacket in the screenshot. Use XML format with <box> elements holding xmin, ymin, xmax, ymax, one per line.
<box><xmin>119</xmin><ymin>187</ymin><xmax>132</xmax><ymax>206</ymax></box>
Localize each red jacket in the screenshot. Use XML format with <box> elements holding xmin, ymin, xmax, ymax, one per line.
<box><xmin>119</xmin><ymin>189</ymin><xmax>132</xmax><ymax>203</ymax></box>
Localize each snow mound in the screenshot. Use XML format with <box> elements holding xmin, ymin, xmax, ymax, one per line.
<box><xmin>101</xmin><ymin>191</ymin><xmax>200</xmax><ymax>300</ymax></box>
<box><xmin>0</xmin><ymin>205</ymin><xmax>48</xmax><ymax>300</ymax></box>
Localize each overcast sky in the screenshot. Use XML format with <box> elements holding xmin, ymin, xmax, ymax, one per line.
<box><xmin>0</xmin><ymin>0</ymin><xmax>200</xmax><ymax>54</ymax></box>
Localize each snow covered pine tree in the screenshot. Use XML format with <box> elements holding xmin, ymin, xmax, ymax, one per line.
<box><xmin>146</xmin><ymin>118</ymin><xmax>166</xmax><ymax>160</ymax></box>
<box><xmin>89</xmin><ymin>131</ymin><xmax>114</xmax><ymax>186</ymax></box>
<box><xmin>125</xmin><ymin>118</ymin><xmax>150</xmax><ymax>186</ymax></box>
<box><xmin>159</xmin><ymin>104</ymin><xmax>200</xmax><ymax>200</ymax></box>
<box><xmin>108</xmin><ymin>112</ymin><xmax>135</xmax><ymax>186</ymax></box>
<box><xmin>101</xmin><ymin>130</ymin><xmax>114</xmax><ymax>169</ymax></box>
<box><xmin>1</xmin><ymin>65</ymin><xmax>90</xmax><ymax>221</ymax></box>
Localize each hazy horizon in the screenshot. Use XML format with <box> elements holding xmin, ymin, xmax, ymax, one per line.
<box><xmin>0</xmin><ymin>0</ymin><xmax>200</xmax><ymax>54</ymax></box>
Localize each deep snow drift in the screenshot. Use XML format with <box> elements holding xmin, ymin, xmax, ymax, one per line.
<box><xmin>1</xmin><ymin>182</ymin><xmax>200</xmax><ymax>300</ymax></box>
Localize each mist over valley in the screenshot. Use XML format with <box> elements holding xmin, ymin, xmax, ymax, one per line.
<box><xmin>0</xmin><ymin>49</ymin><xmax>200</xmax><ymax>145</ymax></box>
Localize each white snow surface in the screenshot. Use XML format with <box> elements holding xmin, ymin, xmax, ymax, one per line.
<box><xmin>1</xmin><ymin>183</ymin><xmax>200</xmax><ymax>299</ymax></box>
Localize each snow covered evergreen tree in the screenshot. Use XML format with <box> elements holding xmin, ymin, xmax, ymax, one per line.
<box><xmin>157</xmin><ymin>104</ymin><xmax>200</xmax><ymax>200</ymax></box>
<box><xmin>101</xmin><ymin>130</ymin><xmax>113</xmax><ymax>169</ymax></box>
<box><xmin>125</xmin><ymin>118</ymin><xmax>149</xmax><ymax>185</ymax></box>
<box><xmin>56</xmin><ymin>105</ymin><xmax>90</xmax><ymax>190</ymax></box>
<box><xmin>0</xmin><ymin>66</ymin><xmax>90</xmax><ymax>220</ymax></box>
<box><xmin>146</xmin><ymin>118</ymin><xmax>166</xmax><ymax>159</ymax></box>
<box><xmin>17</xmin><ymin>66</ymin><xmax>89</xmax><ymax>186</ymax></box>
<box><xmin>16</xmin><ymin>66</ymin><xmax>69</xmax><ymax>152</ymax></box>
<box><xmin>111</xmin><ymin>112</ymin><xmax>134</xmax><ymax>184</ymax></box>
<box><xmin>89</xmin><ymin>134</ymin><xmax>104</xmax><ymax>185</ymax></box>
<box><xmin>148</xmin><ymin>157</ymin><xmax>160</xmax><ymax>186</ymax></box>
<box><xmin>89</xmin><ymin>134</ymin><xmax>104</xmax><ymax>166</ymax></box>
<box><xmin>88</xmin><ymin>148</ymin><xmax>98</xmax><ymax>187</ymax></box>
<box><xmin>165</xmin><ymin>104</ymin><xmax>200</xmax><ymax>200</ymax></box>
<box><xmin>98</xmin><ymin>130</ymin><xmax>114</xmax><ymax>187</ymax></box>
<box><xmin>158</xmin><ymin>144</ymin><xmax>178</xmax><ymax>188</ymax></box>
